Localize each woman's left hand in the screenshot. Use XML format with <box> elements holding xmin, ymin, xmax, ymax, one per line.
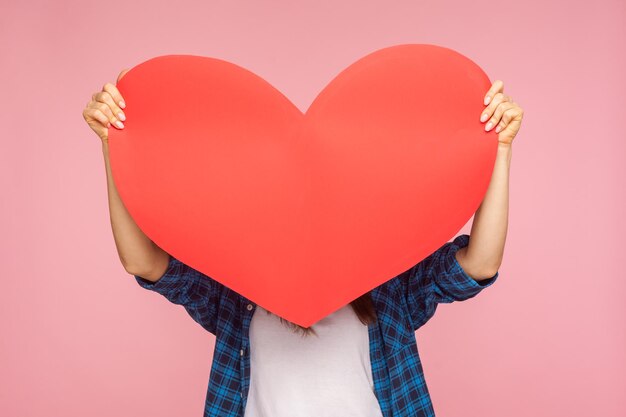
<box><xmin>480</xmin><ymin>80</ymin><xmax>524</xmax><ymax>146</ymax></box>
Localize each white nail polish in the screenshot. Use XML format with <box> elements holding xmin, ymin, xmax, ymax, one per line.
<box><xmin>115</xmin><ymin>121</ymin><xmax>124</xmax><ymax>128</ymax></box>
<box><xmin>485</xmin><ymin>122</ymin><xmax>493</xmax><ymax>131</ymax></box>
<box><xmin>484</xmin><ymin>96</ymin><xmax>491</xmax><ymax>105</ymax></box>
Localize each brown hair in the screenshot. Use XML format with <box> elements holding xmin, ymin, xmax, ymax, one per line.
<box><xmin>265</xmin><ymin>290</ymin><xmax>378</xmax><ymax>337</ymax></box>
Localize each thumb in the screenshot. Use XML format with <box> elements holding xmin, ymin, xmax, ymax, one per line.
<box><xmin>117</xmin><ymin>68</ymin><xmax>130</xmax><ymax>84</ymax></box>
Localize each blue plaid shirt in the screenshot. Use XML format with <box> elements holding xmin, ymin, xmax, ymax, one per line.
<box><xmin>134</xmin><ymin>233</ymin><xmax>498</xmax><ymax>416</ymax></box>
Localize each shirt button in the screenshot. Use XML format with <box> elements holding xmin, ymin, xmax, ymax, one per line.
<box><xmin>240</xmin><ymin>392</ymin><xmax>243</xmax><ymax>398</ymax></box>
<box><xmin>247</xmin><ymin>303</ymin><xmax>253</xmax><ymax>311</ymax></box>
<box><xmin>240</xmin><ymin>349</ymin><xmax>244</xmax><ymax>356</ymax></box>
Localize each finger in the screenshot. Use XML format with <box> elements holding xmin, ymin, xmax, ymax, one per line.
<box><xmin>86</xmin><ymin>107</ymin><xmax>111</xmax><ymax>128</ymax></box>
<box><xmin>483</xmin><ymin>93</ymin><xmax>512</xmax><ymax>131</ymax></box>
<box><xmin>102</xmin><ymin>81</ymin><xmax>126</xmax><ymax>109</ymax></box>
<box><xmin>480</xmin><ymin>92</ymin><xmax>510</xmax><ymax>127</ymax></box>
<box><xmin>493</xmin><ymin>103</ymin><xmax>517</xmax><ymax>133</ymax></box>
<box><xmin>87</xmin><ymin>100</ymin><xmax>116</xmax><ymax>126</ymax></box>
<box><xmin>90</xmin><ymin>100</ymin><xmax>123</xmax><ymax>129</ymax></box>
<box><xmin>95</xmin><ymin>91</ymin><xmax>125</xmax><ymax>128</ymax></box>
<box><xmin>90</xmin><ymin>100</ymin><xmax>115</xmax><ymax>120</ymax></box>
<box><xmin>484</xmin><ymin>79</ymin><xmax>504</xmax><ymax>105</ymax></box>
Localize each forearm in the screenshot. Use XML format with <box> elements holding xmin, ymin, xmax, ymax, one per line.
<box><xmin>456</xmin><ymin>142</ymin><xmax>511</xmax><ymax>280</ymax></box>
<box><xmin>102</xmin><ymin>141</ymin><xmax>166</xmax><ymax>274</ymax></box>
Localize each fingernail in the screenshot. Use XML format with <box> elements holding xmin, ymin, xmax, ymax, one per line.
<box><xmin>115</xmin><ymin>121</ymin><xmax>124</xmax><ymax>129</ymax></box>
<box><xmin>480</xmin><ymin>113</ymin><xmax>488</xmax><ymax>122</ymax></box>
<box><xmin>485</xmin><ymin>122</ymin><xmax>493</xmax><ymax>131</ymax></box>
<box><xmin>118</xmin><ymin>112</ymin><xmax>126</xmax><ymax>121</ymax></box>
<box><xmin>119</xmin><ymin>100</ymin><xmax>126</xmax><ymax>108</ymax></box>
<box><xmin>495</xmin><ymin>125</ymin><xmax>501</xmax><ymax>133</ymax></box>
<box><xmin>484</xmin><ymin>96</ymin><xmax>491</xmax><ymax>105</ymax></box>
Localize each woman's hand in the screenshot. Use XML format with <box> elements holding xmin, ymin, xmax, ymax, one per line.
<box><xmin>458</xmin><ymin>80</ymin><xmax>518</xmax><ymax>280</ymax></box>
<box><xmin>82</xmin><ymin>68</ymin><xmax>129</xmax><ymax>144</ymax></box>
<box><xmin>479</xmin><ymin>80</ymin><xmax>524</xmax><ymax>146</ymax></box>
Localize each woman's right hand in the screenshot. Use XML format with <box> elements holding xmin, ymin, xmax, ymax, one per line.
<box><xmin>82</xmin><ymin>68</ymin><xmax>129</xmax><ymax>144</ymax></box>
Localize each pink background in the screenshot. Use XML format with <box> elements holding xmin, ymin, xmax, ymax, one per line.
<box><xmin>1</xmin><ymin>1</ymin><xmax>624</xmax><ymax>416</ymax></box>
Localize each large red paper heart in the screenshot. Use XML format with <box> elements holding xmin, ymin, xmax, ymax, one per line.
<box><xmin>109</xmin><ymin>44</ymin><xmax>497</xmax><ymax>327</ymax></box>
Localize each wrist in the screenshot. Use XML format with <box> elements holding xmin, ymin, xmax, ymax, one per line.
<box><xmin>497</xmin><ymin>142</ymin><xmax>513</xmax><ymax>152</ymax></box>
<box><xmin>496</xmin><ymin>141</ymin><xmax>513</xmax><ymax>165</ymax></box>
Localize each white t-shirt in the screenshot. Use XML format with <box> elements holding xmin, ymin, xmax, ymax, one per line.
<box><xmin>243</xmin><ymin>303</ymin><xmax>384</xmax><ymax>417</ymax></box>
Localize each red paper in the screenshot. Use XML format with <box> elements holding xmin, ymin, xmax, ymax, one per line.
<box><xmin>108</xmin><ymin>44</ymin><xmax>497</xmax><ymax>327</ymax></box>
